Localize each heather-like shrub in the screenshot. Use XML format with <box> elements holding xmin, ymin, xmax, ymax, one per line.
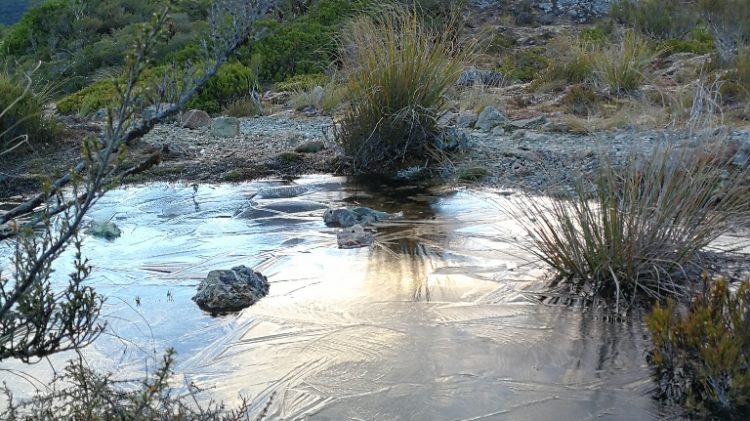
<box><xmin>647</xmin><ymin>278</ymin><xmax>750</xmax><ymax>418</ymax></box>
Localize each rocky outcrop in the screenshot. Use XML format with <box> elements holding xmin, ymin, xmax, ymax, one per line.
<box><xmin>255</xmin><ymin>185</ymin><xmax>309</xmax><ymax>199</ymax></box>
<box><xmin>457</xmin><ymin>67</ymin><xmax>505</xmax><ymax>87</ymax></box>
<box><xmin>192</xmin><ymin>266</ymin><xmax>269</xmax><ymax>312</ymax></box>
<box><xmin>476</xmin><ymin>106</ymin><xmax>510</xmax><ymax>132</ymax></box>
<box><xmin>470</xmin><ymin>0</ymin><xmax>611</xmax><ymax>22</ymax></box>
<box><xmin>336</xmin><ymin>224</ymin><xmax>374</xmax><ymax>249</ymax></box>
<box><xmin>180</xmin><ymin>109</ymin><xmax>211</xmax><ymax>129</ymax></box>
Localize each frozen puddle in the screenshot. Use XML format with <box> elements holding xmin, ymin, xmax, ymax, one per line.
<box><xmin>0</xmin><ymin>175</ymin><xmax>665</xmax><ymax>419</ymax></box>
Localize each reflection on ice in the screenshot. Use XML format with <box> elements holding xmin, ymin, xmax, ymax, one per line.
<box><xmin>0</xmin><ymin>176</ymin><xmax>665</xmax><ymax>419</ymax></box>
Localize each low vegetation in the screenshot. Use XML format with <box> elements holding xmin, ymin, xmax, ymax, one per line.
<box><xmin>0</xmin><ymin>71</ymin><xmax>60</xmax><ymax>152</ymax></box>
<box><xmin>505</xmin><ymin>143</ymin><xmax>749</xmax><ymax>307</ymax></box>
<box><xmin>334</xmin><ymin>8</ymin><xmax>471</xmax><ymax>172</ymax></box>
<box><xmin>647</xmin><ymin>278</ymin><xmax>750</xmax><ymax>418</ymax></box>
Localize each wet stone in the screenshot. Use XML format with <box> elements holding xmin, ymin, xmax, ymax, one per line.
<box><xmin>256</xmin><ymin>185</ymin><xmax>309</xmax><ymax>199</ymax></box>
<box><xmin>88</xmin><ymin>220</ymin><xmax>121</xmax><ymax>240</ymax></box>
<box><xmin>323</xmin><ymin>207</ymin><xmax>396</xmax><ymax>227</ymax></box>
<box><xmin>192</xmin><ymin>265</ymin><xmax>269</xmax><ymax>312</ymax></box>
<box><xmin>336</xmin><ymin>224</ymin><xmax>374</xmax><ymax>249</ymax></box>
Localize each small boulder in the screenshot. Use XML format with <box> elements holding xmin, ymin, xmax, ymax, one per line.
<box><xmin>336</xmin><ymin>224</ymin><xmax>374</xmax><ymax>249</ymax></box>
<box><xmin>88</xmin><ymin>220</ymin><xmax>121</xmax><ymax>240</ymax></box>
<box><xmin>294</xmin><ymin>141</ymin><xmax>325</xmax><ymax>154</ymax></box>
<box><xmin>180</xmin><ymin>109</ymin><xmax>211</xmax><ymax>129</ymax></box>
<box><xmin>476</xmin><ymin>106</ymin><xmax>509</xmax><ymax>132</ymax></box>
<box><xmin>192</xmin><ymin>266</ymin><xmax>269</xmax><ymax>312</ymax></box>
<box><xmin>456</xmin><ymin>111</ymin><xmax>478</xmax><ymax>129</ymax></box>
<box><xmin>324</xmin><ymin>207</ymin><xmax>396</xmax><ymax>227</ymax></box>
<box><xmin>435</xmin><ymin>127</ymin><xmax>471</xmax><ymax>152</ymax></box>
<box><xmin>211</xmin><ymin>117</ymin><xmax>240</xmax><ymax>138</ymax></box>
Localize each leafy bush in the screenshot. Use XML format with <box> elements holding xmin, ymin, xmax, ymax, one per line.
<box><xmin>1</xmin><ymin>73</ymin><xmax>60</xmax><ymax>150</ymax></box>
<box><xmin>56</xmin><ymin>79</ymin><xmax>119</xmax><ymax>115</ymax></box>
<box><xmin>274</xmin><ymin>73</ymin><xmax>328</xmax><ymax>91</ymax></box>
<box><xmin>334</xmin><ymin>9</ymin><xmax>471</xmax><ymax>173</ymax></box>
<box><xmin>498</xmin><ymin>47</ymin><xmax>548</xmax><ymax>82</ymax></box>
<box><xmin>660</xmin><ymin>27</ymin><xmax>715</xmax><ymax>55</ymax></box>
<box><xmin>504</xmin><ymin>143</ymin><xmax>749</xmax><ymax>306</ymax></box>
<box><xmin>611</xmin><ymin>0</ymin><xmax>698</xmax><ymax>39</ymax></box>
<box><xmin>244</xmin><ymin>0</ymin><xmax>366</xmax><ymax>82</ymax></box>
<box><xmin>187</xmin><ymin>61</ymin><xmax>256</xmax><ymax>113</ymax></box>
<box><xmin>647</xmin><ymin>278</ymin><xmax>750</xmax><ymax>418</ymax></box>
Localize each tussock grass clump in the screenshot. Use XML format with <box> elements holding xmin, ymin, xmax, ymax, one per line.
<box><xmin>591</xmin><ymin>30</ymin><xmax>651</xmax><ymax>94</ymax></box>
<box><xmin>1</xmin><ymin>73</ymin><xmax>60</xmax><ymax>153</ymax></box>
<box><xmin>506</xmin><ymin>144</ymin><xmax>749</xmax><ymax>307</ymax></box>
<box><xmin>334</xmin><ymin>8</ymin><xmax>472</xmax><ymax>173</ymax></box>
<box><xmin>646</xmin><ymin>278</ymin><xmax>750</xmax><ymax>418</ymax></box>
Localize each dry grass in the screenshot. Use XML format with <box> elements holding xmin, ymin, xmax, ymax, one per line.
<box><xmin>504</xmin><ymin>141</ymin><xmax>749</xmax><ymax>308</ymax></box>
<box><xmin>334</xmin><ymin>7</ymin><xmax>475</xmax><ymax>173</ymax></box>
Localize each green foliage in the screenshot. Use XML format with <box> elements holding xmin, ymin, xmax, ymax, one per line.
<box><xmin>274</xmin><ymin>73</ymin><xmax>328</xmax><ymax>91</ymax></box>
<box><xmin>498</xmin><ymin>47</ymin><xmax>548</xmax><ymax>82</ymax></box>
<box><xmin>611</xmin><ymin>0</ymin><xmax>698</xmax><ymax>39</ymax></box>
<box><xmin>486</xmin><ymin>32</ymin><xmax>517</xmax><ymax>54</ymax></box>
<box><xmin>661</xmin><ymin>26</ymin><xmax>715</xmax><ymax>55</ymax></box>
<box><xmin>334</xmin><ymin>9</ymin><xmax>471</xmax><ymax>173</ymax></box>
<box><xmin>56</xmin><ymin>80</ymin><xmax>119</xmax><ymax>115</ymax></box>
<box><xmin>187</xmin><ymin>62</ymin><xmax>256</xmax><ymax>113</ymax></box>
<box><xmin>0</xmin><ymin>73</ymin><xmax>60</xmax><ymax>150</ymax></box>
<box><xmin>245</xmin><ymin>0</ymin><xmax>367</xmax><ymax>82</ymax></box>
<box><xmin>457</xmin><ymin>166</ymin><xmax>489</xmax><ymax>182</ymax></box>
<box><xmin>579</xmin><ymin>26</ymin><xmax>610</xmax><ymax>45</ymax></box>
<box><xmin>504</xmin><ymin>143</ymin><xmax>750</xmax><ymax>306</ymax></box>
<box><xmin>719</xmin><ymin>49</ymin><xmax>750</xmax><ymax>103</ymax></box>
<box><xmin>535</xmin><ymin>39</ymin><xmax>595</xmax><ymax>91</ymax></box>
<box><xmin>646</xmin><ymin>278</ymin><xmax>750</xmax><ymax>418</ymax></box>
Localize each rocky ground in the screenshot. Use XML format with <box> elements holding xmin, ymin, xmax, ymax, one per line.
<box><xmin>2</xmin><ymin>106</ymin><xmax>749</xmax><ymax>201</ymax></box>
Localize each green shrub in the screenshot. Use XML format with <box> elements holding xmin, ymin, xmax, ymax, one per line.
<box><xmin>579</xmin><ymin>26</ymin><xmax>610</xmax><ymax>45</ymax></box>
<box><xmin>275</xmin><ymin>73</ymin><xmax>328</xmax><ymax>91</ymax></box>
<box><xmin>1</xmin><ymin>74</ymin><xmax>60</xmax><ymax>150</ymax></box>
<box><xmin>611</xmin><ymin>0</ymin><xmax>698</xmax><ymax>39</ymax></box>
<box><xmin>719</xmin><ymin>49</ymin><xmax>750</xmax><ymax>104</ymax></box>
<box><xmin>186</xmin><ymin>61</ymin><xmax>256</xmax><ymax>113</ymax></box>
<box><xmin>660</xmin><ymin>26</ymin><xmax>715</xmax><ymax>55</ymax></box>
<box><xmin>535</xmin><ymin>39</ymin><xmax>595</xmax><ymax>91</ymax></box>
<box><xmin>244</xmin><ymin>0</ymin><xmax>367</xmax><ymax>82</ymax></box>
<box><xmin>504</xmin><ymin>143</ymin><xmax>750</xmax><ymax>306</ymax></box>
<box><xmin>647</xmin><ymin>278</ymin><xmax>750</xmax><ymax>418</ymax></box>
<box><xmin>498</xmin><ymin>47</ymin><xmax>548</xmax><ymax>82</ymax></box>
<box><xmin>56</xmin><ymin>80</ymin><xmax>120</xmax><ymax>115</ymax></box>
<box><xmin>334</xmin><ymin>9</ymin><xmax>471</xmax><ymax>173</ymax></box>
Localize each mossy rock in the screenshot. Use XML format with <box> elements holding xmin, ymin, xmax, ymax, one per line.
<box><xmin>276</xmin><ymin>151</ymin><xmax>304</xmax><ymax>163</ymax></box>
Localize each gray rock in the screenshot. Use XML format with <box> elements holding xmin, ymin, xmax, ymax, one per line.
<box><xmin>435</xmin><ymin>127</ymin><xmax>471</xmax><ymax>152</ymax></box>
<box><xmin>457</xmin><ymin>67</ymin><xmax>505</xmax><ymax>87</ymax></box>
<box><xmin>510</xmin><ymin>115</ymin><xmax>547</xmax><ymax>129</ymax></box>
<box><xmin>324</xmin><ymin>207</ymin><xmax>396</xmax><ymax>227</ymax></box>
<box><xmin>88</xmin><ymin>220</ymin><xmax>121</xmax><ymax>240</ymax></box>
<box><xmin>255</xmin><ymin>185</ymin><xmax>309</xmax><ymax>199</ymax></box>
<box><xmin>180</xmin><ymin>109</ymin><xmax>211</xmax><ymax>129</ymax></box>
<box><xmin>438</xmin><ymin>112</ymin><xmax>459</xmax><ymax>126</ymax></box>
<box><xmin>211</xmin><ymin>117</ymin><xmax>240</xmax><ymax>138</ymax></box>
<box><xmin>336</xmin><ymin>224</ymin><xmax>374</xmax><ymax>249</ymax></box>
<box><xmin>192</xmin><ymin>266</ymin><xmax>269</xmax><ymax>312</ymax></box>
<box><xmin>476</xmin><ymin>106</ymin><xmax>509</xmax><ymax>132</ymax></box>
<box><xmin>294</xmin><ymin>140</ymin><xmax>325</xmax><ymax>154</ymax></box>
<box><xmin>456</xmin><ymin>111</ymin><xmax>478</xmax><ymax>129</ymax></box>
